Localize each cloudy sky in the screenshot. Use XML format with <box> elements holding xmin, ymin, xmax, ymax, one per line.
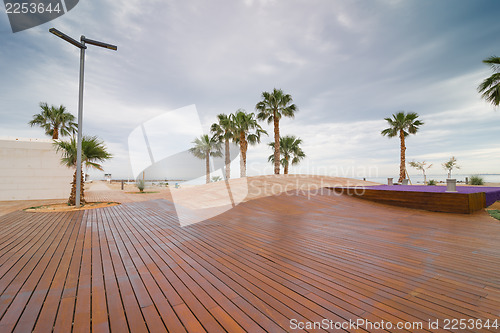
<box><xmin>1</xmin><ymin>0</ymin><xmax>499</xmax><ymax>181</ymax></box>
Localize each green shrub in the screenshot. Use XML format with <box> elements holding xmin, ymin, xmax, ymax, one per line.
<box><xmin>427</xmin><ymin>179</ymin><xmax>437</xmax><ymax>186</ymax></box>
<box><xmin>469</xmin><ymin>175</ymin><xmax>484</xmax><ymax>185</ymax></box>
<box><xmin>136</xmin><ymin>179</ymin><xmax>145</xmax><ymax>192</ymax></box>
<box><xmin>487</xmin><ymin>210</ymin><xmax>500</xmax><ymax>221</ymax></box>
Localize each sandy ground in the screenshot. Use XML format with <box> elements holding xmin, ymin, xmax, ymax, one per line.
<box><xmin>2</xmin><ymin>175</ymin><xmax>499</xmax><ymax>214</ymax></box>
<box><xmin>24</xmin><ymin>201</ymin><xmax>120</xmax><ymax>212</ymax></box>
<box><xmin>1</xmin><ymin>175</ymin><xmax>378</xmax><ymax>214</ymax></box>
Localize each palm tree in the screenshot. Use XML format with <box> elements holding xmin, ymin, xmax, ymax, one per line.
<box><xmin>256</xmin><ymin>88</ymin><xmax>298</xmax><ymax>174</ymax></box>
<box><xmin>268</xmin><ymin>135</ymin><xmax>306</xmax><ymax>174</ymax></box>
<box><xmin>29</xmin><ymin>102</ymin><xmax>77</xmax><ymax>139</ymax></box>
<box><xmin>54</xmin><ymin>136</ymin><xmax>112</xmax><ymax>205</ymax></box>
<box><xmin>189</xmin><ymin>134</ymin><xmax>223</xmax><ymax>184</ymax></box>
<box><xmin>210</xmin><ymin>113</ymin><xmax>235</xmax><ymax>180</ymax></box>
<box><xmin>477</xmin><ymin>56</ymin><xmax>500</xmax><ymax>107</ymax></box>
<box><xmin>381</xmin><ymin>111</ymin><xmax>424</xmax><ymax>182</ymax></box>
<box><xmin>230</xmin><ymin>110</ymin><xmax>267</xmax><ymax>177</ymax></box>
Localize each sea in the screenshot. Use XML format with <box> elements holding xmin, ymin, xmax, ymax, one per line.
<box><xmin>116</xmin><ymin>174</ymin><xmax>500</xmax><ymax>186</ymax></box>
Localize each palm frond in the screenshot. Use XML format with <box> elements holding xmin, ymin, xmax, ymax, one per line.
<box><xmin>53</xmin><ymin>135</ymin><xmax>112</xmax><ymax>170</ymax></box>
<box><xmin>255</xmin><ymin>88</ymin><xmax>298</xmax><ymax>123</ymax></box>
<box><xmin>267</xmin><ymin>135</ymin><xmax>306</xmax><ymax>168</ymax></box>
<box><xmin>30</xmin><ymin>102</ymin><xmax>77</xmax><ymax>139</ymax></box>
<box><xmin>231</xmin><ymin>110</ymin><xmax>267</xmax><ymax>146</ymax></box>
<box><xmin>478</xmin><ymin>56</ymin><xmax>500</xmax><ymax>107</ymax></box>
<box><xmin>381</xmin><ymin>111</ymin><xmax>422</xmax><ymax>138</ymax></box>
<box><xmin>189</xmin><ymin>134</ymin><xmax>222</xmax><ymax>160</ymax></box>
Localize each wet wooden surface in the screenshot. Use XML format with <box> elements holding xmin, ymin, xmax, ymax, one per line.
<box><xmin>0</xmin><ymin>177</ymin><xmax>499</xmax><ymax>332</ymax></box>
<box><xmin>330</xmin><ymin>187</ymin><xmax>487</xmax><ymax>214</ymax></box>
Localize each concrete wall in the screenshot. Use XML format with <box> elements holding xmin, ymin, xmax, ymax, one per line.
<box><xmin>0</xmin><ymin>138</ymin><xmax>73</xmax><ymax>201</ymax></box>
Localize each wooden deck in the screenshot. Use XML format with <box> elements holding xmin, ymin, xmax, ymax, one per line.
<box><xmin>329</xmin><ymin>187</ymin><xmax>487</xmax><ymax>214</ymax></box>
<box><xmin>0</xmin><ymin>178</ymin><xmax>500</xmax><ymax>332</ymax></box>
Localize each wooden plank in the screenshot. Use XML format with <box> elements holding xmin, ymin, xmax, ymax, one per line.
<box><xmin>1</xmin><ymin>180</ymin><xmax>499</xmax><ymax>332</ymax></box>
<box><xmin>100</xmin><ymin>208</ymin><xmax>149</xmax><ymax>333</ymax></box>
<box><xmin>90</xmin><ymin>209</ymin><xmax>110</xmax><ymax>333</ymax></box>
<box><xmin>108</xmin><ymin>205</ymin><xmax>221</xmax><ymax>332</ymax></box>
<box><xmin>73</xmin><ymin>210</ymin><xmax>92</xmax><ymax>333</ymax></box>
<box><xmin>14</xmin><ymin>211</ymin><xmax>81</xmax><ymax>333</ymax></box>
<box><xmin>329</xmin><ymin>187</ymin><xmax>487</xmax><ymax>214</ymax></box>
<box><xmin>0</xmin><ymin>212</ymin><xmax>74</xmax><ymax>332</ymax></box>
<box><xmin>53</xmin><ymin>211</ymin><xmax>87</xmax><ymax>332</ymax></box>
<box><xmin>33</xmin><ymin>212</ymin><xmax>84</xmax><ymax>332</ymax></box>
<box><xmin>95</xmin><ymin>208</ymin><xmax>129</xmax><ymax>333</ymax></box>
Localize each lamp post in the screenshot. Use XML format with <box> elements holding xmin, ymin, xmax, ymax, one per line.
<box><xmin>49</xmin><ymin>28</ymin><xmax>117</xmax><ymax>207</ymax></box>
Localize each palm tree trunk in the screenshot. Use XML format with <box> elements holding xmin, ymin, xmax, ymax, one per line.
<box><xmin>399</xmin><ymin>130</ymin><xmax>406</xmax><ymax>183</ymax></box>
<box><xmin>240</xmin><ymin>132</ymin><xmax>247</xmax><ymax>178</ymax></box>
<box><xmin>284</xmin><ymin>156</ymin><xmax>289</xmax><ymax>174</ymax></box>
<box><xmin>225</xmin><ymin>139</ymin><xmax>230</xmax><ymax>180</ymax></box>
<box><xmin>52</xmin><ymin>127</ymin><xmax>59</xmax><ymax>140</ymax></box>
<box><xmin>80</xmin><ymin>171</ymin><xmax>85</xmax><ymax>204</ymax></box>
<box><xmin>68</xmin><ymin>169</ymin><xmax>77</xmax><ymax>205</ymax></box>
<box><xmin>206</xmin><ymin>154</ymin><xmax>210</xmax><ymax>184</ymax></box>
<box><xmin>68</xmin><ymin>168</ymin><xmax>86</xmax><ymax>205</ymax></box>
<box><xmin>273</xmin><ymin>112</ymin><xmax>280</xmax><ymax>175</ymax></box>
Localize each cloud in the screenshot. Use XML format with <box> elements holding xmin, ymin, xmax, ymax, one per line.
<box><xmin>1</xmin><ymin>0</ymin><xmax>500</xmax><ymax>180</ymax></box>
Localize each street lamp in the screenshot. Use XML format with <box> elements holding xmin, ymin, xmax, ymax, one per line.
<box><xmin>49</xmin><ymin>28</ymin><xmax>117</xmax><ymax>207</ymax></box>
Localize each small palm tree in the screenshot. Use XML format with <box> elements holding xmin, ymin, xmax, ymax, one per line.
<box><xmin>230</xmin><ymin>110</ymin><xmax>267</xmax><ymax>177</ymax></box>
<box><xmin>29</xmin><ymin>102</ymin><xmax>77</xmax><ymax>139</ymax></box>
<box><xmin>189</xmin><ymin>134</ymin><xmax>223</xmax><ymax>184</ymax></box>
<box><xmin>268</xmin><ymin>135</ymin><xmax>306</xmax><ymax>174</ymax></box>
<box><xmin>211</xmin><ymin>176</ymin><xmax>222</xmax><ymax>182</ymax></box>
<box><xmin>381</xmin><ymin>111</ymin><xmax>424</xmax><ymax>182</ymax></box>
<box><xmin>210</xmin><ymin>113</ymin><xmax>235</xmax><ymax>180</ymax></box>
<box><xmin>409</xmin><ymin>160</ymin><xmax>432</xmax><ymax>184</ymax></box>
<box><xmin>256</xmin><ymin>88</ymin><xmax>298</xmax><ymax>175</ymax></box>
<box><xmin>54</xmin><ymin>136</ymin><xmax>112</xmax><ymax>205</ymax></box>
<box><xmin>477</xmin><ymin>56</ymin><xmax>500</xmax><ymax>107</ymax></box>
<box><xmin>442</xmin><ymin>156</ymin><xmax>460</xmax><ymax>178</ymax></box>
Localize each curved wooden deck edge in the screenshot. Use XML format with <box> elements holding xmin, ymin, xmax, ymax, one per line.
<box><xmin>329</xmin><ymin>187</ymin><xmax>487</xmax><ymax>214</ymax></box>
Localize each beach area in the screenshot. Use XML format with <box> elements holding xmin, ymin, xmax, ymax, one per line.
<box><xmin>1</xmin><ymin>174</ymin><xmax>499</xmax><ymax>332</ymax></box>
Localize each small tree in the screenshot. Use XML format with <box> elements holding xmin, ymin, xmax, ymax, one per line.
<box><xmin>210</xmin><ymin>113</ymin><xmax>235</xmax><ymax>180</ymax></box>
<box><xmin>189</xmin><ymin>134</ymin><xmax>223</xmax><ymax>184</ymax></box>
<box><xmin>211</xmin><ymin>176</ymin><xmax>222</xmax><ymax>182</ymax></box>
<box><xmin>230</xmin><ymin>110</ymin><xmax>267</xmax><ymax>177</ymax></box>
<box><xmin>29</xmin><ymin>103</ymin><xmax>77</xmax><ymax>139</ymax></box>
<box><xmin>442</xmin><ymin>156</ymin><xmax>460</xmax><ymax>178</ymax></box>
<box><xmin>136</xmin><ymin>179</ymin><xmax>145</xmax><ymax>192</ymax></box>
<box><xmin>54</xmin><ymin>136</ymin><xmax>112</xmax><ymax>205</ymax></box>
<box><xmin>381</xmin><ymin>111</ymin><xmax>424</xmax><ymax>182</ymax></box>
<box><xmin>409</xmin><ymin>160</ymin><xmax>432</xmax><ymax>184</ymax></box>
<box><xmin>268</xmin><ymin>135</ymin><xmax>306</xmax><ymax>174</ymax></box>
<box><xmin>256</xmin><ymin>88</ymin><xmax>298</xmax><ymax>175</ymax></box>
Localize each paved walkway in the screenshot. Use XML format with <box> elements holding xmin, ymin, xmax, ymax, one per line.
<box><xmin>0</xmin><ymin>175</ymin><xmax>499</xmax><ymax>332</ymax></box>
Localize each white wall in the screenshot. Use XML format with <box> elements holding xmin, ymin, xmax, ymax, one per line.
<box><xmin>0</xmin><ymin>138</ymin><xmax>73</xmax><ymax>201</ymax></box>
